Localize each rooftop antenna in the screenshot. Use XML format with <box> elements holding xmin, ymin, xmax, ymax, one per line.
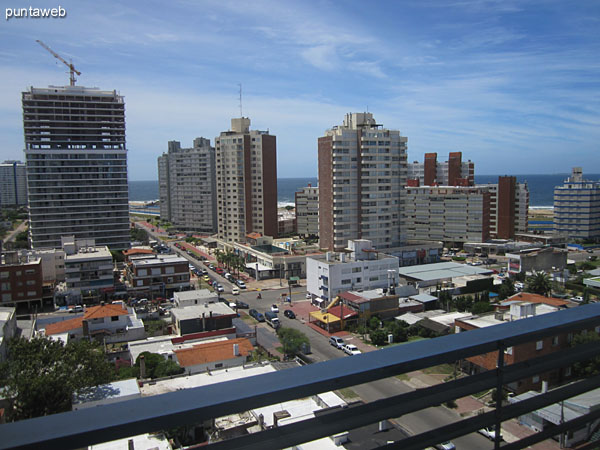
<box><xmin>238</xmin><ymin>83</ymin><xmax>243</xmax><ymax>117</ymax></box>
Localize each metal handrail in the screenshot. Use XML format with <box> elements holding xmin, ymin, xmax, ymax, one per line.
<box><xmin>1</xmin><ymin>303</ymin><xmax>599</xmax><ymax>450</ymax></box>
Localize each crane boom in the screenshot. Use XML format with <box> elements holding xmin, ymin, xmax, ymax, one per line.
<box><xmin>36</xmin><ymin>40</ymin><xmax>81</xmax><ymax>86</ymax></box>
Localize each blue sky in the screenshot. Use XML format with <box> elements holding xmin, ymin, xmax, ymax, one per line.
<box><xmin>1</xmin><ymin>0</ymin><xmax>599</xmax><ymax>180</ymax></box>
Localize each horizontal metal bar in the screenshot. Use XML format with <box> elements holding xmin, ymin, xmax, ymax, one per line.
<box><xmin>1</xmin><ymin>304</ymin><xmax>599</xmax><ymax>449</ymax></box>
<box><xmin>501</xmin><ymin>408</ymin><xmax>600</xmax><ymax>450</ymax></box>
<box><xmin>163</xmin><ymin>342</ymin><xmax>600</xmax><ymax>450</ymax></box>
<box><xmin>384</xmin><ymin>373</ymin><xmax>600</xmax><ymax>450</ymax></box>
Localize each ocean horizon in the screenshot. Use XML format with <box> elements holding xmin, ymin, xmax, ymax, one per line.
<box><xmin>130</xmin><ymin>173</ymin><xmax>600</xmax><ymax>207</ymax></box>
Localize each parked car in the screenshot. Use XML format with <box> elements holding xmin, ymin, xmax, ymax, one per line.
<box><xmin>203</xmin><ymin>275</ymin><xmax>210</xmax><ymax>282</ymax></box>
<box><xmin>216</xmin><ymin>284</ymin><xmax>224</xmax><ymax>293</ymax></box>
<box><xmin>224</xmin><ymin>273</ymin><xmax>232</xmax><ymax>281</ymax></box>
<box><xmin>283</xmin><ymin>309</ymin><xmax>296</xmax><ymax>319</ymax></box>
<box><xmin>209</xmin><ymin>264</ymin><xmax>215</xmax><ymax>270</ymax></box>
<box><xmin>235</xmin><ymin>301</ymin><xmax>249</xmax><ymax>309</ymax></box>
<box><xmin>256</xmin><ymin>312</ymin><xmax>266</xmax><ymax>322</ymax></box>
<box><xmin>201</xmin><ymin>268</ymin><xmax>208</xmax><ymax>275</ymax></box>
<box><xmin>478</xmin><ymin>426</ymin><xmax>502</xmax><ymax>441</ymax></box>
<box><xmin>236</xmin><ymin>280</ymin><xmax>246</xmax><ymax>289</ymax></box>
<box><xmin>229</xmin><ymin>302</ymin><xmax>238</xmax><ymax>309</ymax></box>
<box><xmin>232</xmin><ymin>287</ymin><xmax>240</xmax><ymax>295</ymax></box>
<box><xmin>215</xmin><ymin>267</ymin><xmax>224</xmax><ymax>275</ymax></box>
<box><xmin>69</xmin><ymin>305</ymin><xmax>83</xmax><ymax>313</ymax></box>
<box><xmin>435</xmin><ymin>442</ymin><xmax>456</xmax><ymax>450</ymax></box>
<box><xmin>329</xmin><ymin>336</ymin><xmax>344</xmax><ymax>349</ymax></box>
<box><xmin>343</xmin><ymin>344</ymin><xmax>361</xmax><ymax>355</ymax></box>
<box><xmin>271</xmin><ymin>304</ymin><xmax>279</xmax><ymax>313</ymax></box>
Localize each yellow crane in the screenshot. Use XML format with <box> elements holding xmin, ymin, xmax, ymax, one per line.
<box><xmin>36</xmin><ymin>39</ymin><xmax>81</xmax><ymax>86</ymax></box>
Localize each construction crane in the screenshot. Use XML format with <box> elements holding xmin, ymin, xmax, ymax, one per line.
<box><xmin>36</xmin><ymin>39</ymin><xmax>81</xmax><ymax>86</ymax></box>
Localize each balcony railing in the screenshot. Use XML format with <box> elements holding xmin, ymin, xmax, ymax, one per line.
<box><xmin>2</xmin><ymin>304</ymin><xmax>600</xmax><ymax>450</ymax></box>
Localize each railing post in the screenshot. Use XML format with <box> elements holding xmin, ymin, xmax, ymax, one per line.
<box><xmin>495</xmin><ymin>341</ymin><xmax>505</xmax><ymax>450</ymax></box>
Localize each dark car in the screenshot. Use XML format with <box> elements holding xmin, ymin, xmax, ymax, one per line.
<box><xmin>283</xmin><ymin>309</ymin><xmax>296</xmax><ymax>319</ymax></box>
<box><xmin>235</xmin><ymin>301</ymin><xmax>249</xmax><ymax>309</ymax></box>
<box><xmin>249</xmin><ymin>309</ymin><xmax>265</xmax><ymax>322</ymax></box>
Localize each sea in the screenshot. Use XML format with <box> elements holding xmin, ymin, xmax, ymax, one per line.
<box><xmin>129</xmin><ymin>174</ymin><xmax>600</xmax><ymax>208</ymax></box>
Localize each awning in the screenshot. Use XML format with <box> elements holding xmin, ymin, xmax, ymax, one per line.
<box><xmin>309</xmin><ymin>310</ymin><xmax>341</xmax><ymax>324</ymax></box>
<box><xmin>289</xmin><ymin>276</ymin><xmax>300</xmax><ymax>281</ymax></box>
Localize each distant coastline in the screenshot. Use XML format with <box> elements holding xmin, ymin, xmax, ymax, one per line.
<box><xmin>129</xmin><ymin>174</ymin><xmax>600</xmax><ymax>207</ymax></box>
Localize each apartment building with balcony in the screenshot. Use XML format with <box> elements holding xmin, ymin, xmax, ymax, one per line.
<box><xmin>554</xmin><ymin>167</ymin><xmax>600</xmax><ymax>241</ymax></box>
<box><xmin>295</xmin><ymin>184</ymin><xmax>319</xmax><ymax>237</ymax></box>
<box><xmin>22</xmin><ymin>85</ymin><xmax>130</xmax><ymax>249</ymax></box>
<box><xmin>53</xmin><ymin>236</ymin><xmax>114</xmax><ymax>305</ymax></box>
<box><xmin>479</xmin><ymin>176</ymin><xmax>529</xmax><ymax>239</ymax></box>
<box><xmin>404</xmin><ymin>185</ymin><xmax>491</xmax><ymax>244</ymax></box>
<box><xmin>158</xmin><ymin>138</ymin><xmax>217</xmax><ymax>234</ymax></box>
<box><xmin>215</xmin><ymin>118</ymin><xmax>277</xmax><ymax>243</ymax></box>
<box><xmin>318</xmin><ymin>113</ymin><xmax>407</xmax><ymax>251</ymax></box>
<box><xmin>0</xmin><ymin>160</ymin><xmax>27</xmax><ymax>208</ymax></box>
<box><xmin>126</xmin><ymin>254</ymin><xmax>190</xmax><ymax>297</ymax></box>
<box><xmin>0</xmin><ymin>251</ymin><xmax>43</xmax><ymax>309</ymax></box>
<box><xmin>407</xmin><ymin>152</ymin><xmax>474</xmax><ymax>187</ymax></box>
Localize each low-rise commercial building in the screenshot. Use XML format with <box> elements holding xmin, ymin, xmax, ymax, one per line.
<box><xmin>174</xmin><ymin>337</ymin><xmax>254</xmax><ymax>374</ymax></box>
<box><xmin>506</xmin><ymin>247</ymin><xmax>568</xmax><ymax>275</ymax></box>
<box><xmin>307</xmin><ymin>239</ymin><xmax>400</xmax><ymax>305</ymax></box>
<box><xmin>126</xmin><ymin>254</ymin><xmax>190</xmax><ymax>297</ymax></box>
<box><xmin>397</xmin><ymin>261</ymin><xmax>494</xmax><ymax>291</ymax></box>
<box><xmin>173</xmin><ymin>289</ymin><xmax>218</xmax><ymax>308</ymax></box>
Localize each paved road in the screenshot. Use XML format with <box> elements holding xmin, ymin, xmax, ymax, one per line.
<box><xmin>2</xmin><ymin>220</ymin><xmax>28</xmax><ymax>243</ymax></box>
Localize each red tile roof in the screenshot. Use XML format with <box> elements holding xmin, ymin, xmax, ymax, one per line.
<box><xmin>246</xmin><ymin>232</ymin><xmax>262</xmax><ymax>239</ymax></box>
<box><xmin>504</xmin><ymin>292</ymin><xmax>569</xmax><ymax>307</ymax></box>
<box><xmin>327</xmin><ymin>305</ymin><xmax>359</xmax><ymax>320</ymax></box>
<box><xmin>45</xmin><ymin>317</ymin><xmax>83</xmax><ymax>335</ymax></box>
<box><xmin>174</xmin><ymin>338</ymin><xmax>253</xmax><ymax>367</ymax></box>
<box><xmin>123</xmin><ymin>248</ymin><xmax>155</xmax><ymax>256</ymax></box>
<box><xmin>83</xmin><ymin>304</ymin><xmax>129</xmax><ymax>320</ymax></box>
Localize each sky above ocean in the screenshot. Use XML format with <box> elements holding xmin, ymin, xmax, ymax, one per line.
<box><xmin>1</xmin><ymin>1</ymin><xmax>599</xmax><ymax>180</ymax></box>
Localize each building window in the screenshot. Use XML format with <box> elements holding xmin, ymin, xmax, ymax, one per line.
<box><xmin>341</xmin><ymin>279</ymin><xmax>351</xmax><ymax>285</ymax></box>
<box><xmin>26</xmin><ymin>280</ymin><xmax>36</xmax><ymax>286</ymax></box>
<box><xmin>1</xmin><ymin>282</ymin><xmax>10</xmax><ymax>290</ymax></box>
<box><xmin>0</xmin><ymin>272</ymin><xmax>8</xmax><ymax>279</ymax></box>
<box><xmin>552</xmin><ymin>336</ymin><xmax>559</xmax><ymax>347</ymax></box>
<box><xmin>505</xmin><ymin>346</ymin><xmax>513</xmax><ymax>355</ymax></box>
<box><xmin>536</xmin><ymin>340</ymin><xmax>543</xmax><ymax>350</ymax></box>
<box><xmin>532</xmin><ymin>375</ymin><xmax>540</xmax><ymax>383</ymax></box>
<box><xmin>2</xmin><ymin>293</ymin><xmax>11</xmax><ymax>301</ymax></box>
<box><xmin>27</xmin><ymin>291</ymin><xmax>36</xmax><ymax>296</ymax></box>
<box><xmin>111</xmin><ymin>316</ymin><xmax>119</xmax><ymax>322</ymax></box>
<box><xmin>565</xmin><ymin>366</ymin><xmax>572</xmax><ymax>377</ymax></box>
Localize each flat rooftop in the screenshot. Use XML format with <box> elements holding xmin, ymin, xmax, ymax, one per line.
<box><xmin>397</xmin><ymin>261</ymin><xmax>492</xmax><ymax>282</ymax></box>
<box><xmin>131</xmin><ymin>254</ymin><xmax>188</xmax><ymax>267</ymax></box>
<box><xmin>64</xmin><ymin>246</ymin><xmax>112</xmax><ymax>262</ymax></box>
<box><xmin>140</xmin><ymin>363</ymin><xmax>277</xmax><ymax>396</ymax></box>
<box><xmin>171</xmin><ymin>303</ymin><xmax>236</xmax><ymax>320</ymax></box>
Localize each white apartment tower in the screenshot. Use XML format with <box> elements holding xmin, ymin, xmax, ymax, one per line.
<box><xmin>215</xmin><ymin>118</ymin><xmax>277</xmax><ymax>243</ymax></box>
<box><xmin>158</xmin><ymin>138</ymin><xmax>217</xmax><ymax>233</ymax></box>
<box><xmin>22</xmin><ymin>86</ymin><xmax>130</xmax><ymax>249</ymax></box>
<box><xmin>0</xmin><ymin>161</ymin><xmax>27</xmax><ymax>207</ymax></box>
<box><xmin>554</xmin><ymin>168</ymin><xmax>600</xmax><ymax>240</ymax></box>
<box><xmin>318</xmin><ymin>113</ymin><xmax>407</xmax><ymax>251</ymax></box>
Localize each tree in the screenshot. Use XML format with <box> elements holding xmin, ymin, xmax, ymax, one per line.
<box><xmin>498</xmin><ymin>278</ymin><xmax>515</xmax><ymax>300</ymax></box>
<box><xmin>526</xmin><ymin>271</ymin><xmax>552</xmax><ymax>296</ymax></box>
<box><xmin>368</xmin><ymin>316</ymin><xmax>381</xmax><ymax>330</ymax></box>
<box><xmin>277</xmin><ymin>327</ymin><xmax>310</xmax><ymax>357</ymax></box>
<box><xmin>471</xmin><ymin>301</ymin><xmax>494</xmax><ymax>314</ymax></box>
<box><xmin>0</xmin><ymin>337</ymin><xmax>114</xmax><ymax>421</ymax></box>
<box><xmin>571</xmin><ymin>331</ymin><xmax>600</xmax><ymax>377</ymax></box>
<box><xmin>369</xmin><ymin>329</ymin><xmax>387</xmax><ymax>346</ymax></box>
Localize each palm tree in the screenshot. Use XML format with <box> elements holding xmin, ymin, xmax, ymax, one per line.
<box><xmin>526</xmin><ymin>271</ymin><xmax>552</xmax><ymax>296</ymax></box>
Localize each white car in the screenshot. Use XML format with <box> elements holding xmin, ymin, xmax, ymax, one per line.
<box><xmin>478</xmin><ymin>426</ymin><xmax>502</xmax><ymax>441</ymax></box>
<box><xmin>343</xmin><ymin>344</ymin><xmax>361</xmax><ymax>356</ymax></box>
<box><xmin>435</xmin><ymin>442</ymin><xmax>456</xmax><ymax>450</ymax></box>
<box><xmin>232</xmin><ymin>287</ymin><xmax>240</xmax><ymax>295</ymax></box>
<box><xmin>236</xmin><ymin>280</ymin><xmax>246</xmax><ymax>289</ymax></box>
<box><xmin>271</xmin><ymin>304</ymin><xmax>279</xmax><ymax>313</ymax></box>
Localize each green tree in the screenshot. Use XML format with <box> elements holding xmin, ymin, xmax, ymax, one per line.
<box><xmin>571</xmin><ymin>331</ymin><xmax>600</xmax><ymax>377</ymax></box>
<box><xmin>498</xmin><ymin>278</ymin><xmax>516</xmax><ymax>300</ymax></box>
<box><xmin>471</xmin><ymin>301</ymin><xmax>494</xmax><ymax>314</ymax></box>
<box><xmin>0</xmin><ymin>337</ymin><xmax>114</xmax><ymax>421</ymax></box>
<box><xmin>369</xmin><ymin>329</ymin><xmax>387</xmax><ymax>346</ymax></box>
<box><xmin>277</xmin><ymin>327</ymin><xmax>310</xmax><ymax>357</ymax></box>
<box><xmin>134</xmin><ymin>352</ymin><xmax>184</xmax><ymax>379</ymax></box>
<box><xmin>368</xmin><ymin>316</ymin><xmax>381</xmax><ymax>330</ymax></box>
<box><xmin>526</xmin><ymin>271</ymin><xmax>552</xmax><ymax>296</ymax></box>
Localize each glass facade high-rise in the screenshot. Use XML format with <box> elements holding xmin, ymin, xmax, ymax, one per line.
<box><xmin>22</xmin><ymin>85</ymin><xmax>130</xmax><ymax>249</ymax></box>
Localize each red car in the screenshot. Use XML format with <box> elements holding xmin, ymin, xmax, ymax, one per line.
<box><xmin>215</xmin><ymin>267</ymin><xmax>224</xmax><ymax>275</ymax></box>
